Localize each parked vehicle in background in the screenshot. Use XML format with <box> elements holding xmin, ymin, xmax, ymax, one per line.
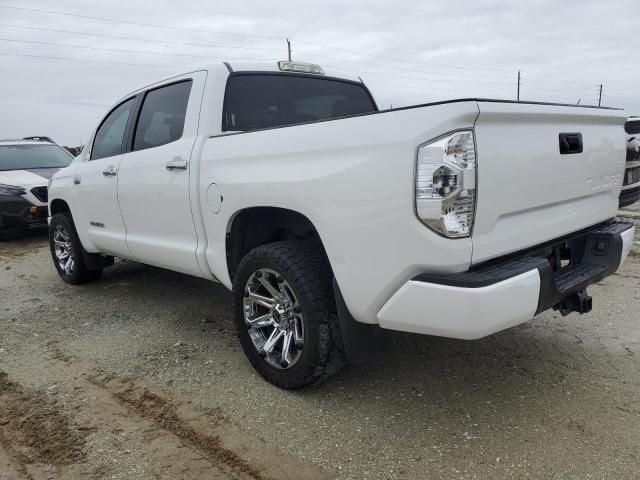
<box><xmin>0</xmin><ymin>138</ymin><xmax>73</xmax><ymax>239</ymax></box>
<box><xmin>23</xmin><ymin>136</ymin><xmax>56</xmax><ymax>144</ymax></box>
<box><xmin>621</xmin><ymin>116</ymin><xmax>640</xmax><ymax>207</ymax></box>
<box><xmin>47</xmin><ymin>61</ymin><xmax>634</xmax><ymax>389</ymax></box>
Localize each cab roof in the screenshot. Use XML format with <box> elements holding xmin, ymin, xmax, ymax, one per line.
<box><xmin>125</xmin><ymin>60</ymin><xmax>363</xmax><ymax>99</ymax></box>
<box><xmin>223</xmin><ymin>60</ymin><xmax>361</xmax><ymax>83</ymax></box>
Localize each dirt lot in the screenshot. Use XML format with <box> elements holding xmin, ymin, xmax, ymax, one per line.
<box><xmin>1</xmin><ymin>217</ymin><xmax>639</xmax><ymax>479</ymax></box>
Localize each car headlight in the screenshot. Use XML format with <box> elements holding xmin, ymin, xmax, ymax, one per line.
<box><xmin>0</xmin><ymin>184</ymin><xmax>27</xmax><ymax>196</ymax></box>
<box><xmin>415</xmin><ymin>130</ymin><xmax>477</xmax><ymax>238</ymax></box>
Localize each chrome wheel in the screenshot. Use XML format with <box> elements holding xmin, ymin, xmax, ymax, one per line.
<box><xmin>53</xmin><ymin>225</ymin><xmax>75</xmax><ymax>275</ymax></box>
<box><xmin>243</xmin><ymin>268</ymin><xmax>304</xmax><ymax>369</ymax></box>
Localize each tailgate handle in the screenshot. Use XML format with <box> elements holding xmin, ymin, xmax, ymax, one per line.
<box><xmin>559</xmin><ymin>133</ymin><xmax>583</xmax><ymax>155</ymax></box>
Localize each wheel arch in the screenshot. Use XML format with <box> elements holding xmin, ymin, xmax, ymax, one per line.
<box><xmin>225</xmin><ymin>206</ymin><xmax>327</xmax><ymax>281</ymax></box>
<box><xmin>49</xmin><ymin>198</ymin><xmax>72</xmax><ymax>217</ymax></box>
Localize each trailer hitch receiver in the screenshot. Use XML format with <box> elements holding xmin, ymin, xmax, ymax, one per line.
<box><xmin>555</xmin><ymin>290</ymin><xmax>593</xmax><ymax>317</ymax></box>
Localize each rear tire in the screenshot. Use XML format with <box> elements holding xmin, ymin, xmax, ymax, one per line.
<box><xmin>232</xmin><ymin>240</ymin><xmax>345</xmax><ymax>389</ymax></box>
<box><xmin>49</xmin><ymin>212</ymin><xmax>102</xmax><ymax>284</ymax></box>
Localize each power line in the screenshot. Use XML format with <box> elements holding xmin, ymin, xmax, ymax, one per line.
<box><xmin>523</xmin><ymin>72</ymin><xmax>597</xmax><ymax>88</ymax></box>
<box><xmin>0</xmin><ymin>22</ymin><xmax>510</xmax><ymax>80</ymax></box>
<box><xmin>598</xmin><ymin>87</ymin><xmax>639</xmax><ymax>97</ymax></box>
<box><xmin>0</xmin><ymin>36</ymin><xmax>513</xmax><ymax>86</ymax></box>
<box><xmin>520</xmin><ymin>82</ymin><xmax>599</xmax><ymax>95</ymax></box>
<box><xmin>0</xmin><ymin>3</ymin><xmax>516</xmax><ymax>74</ymax></box>
<box><xmin>293</xmin><ymin>48</ymin><xmax>510</xmax><ymax>80</ymax></box>
<box><xmin>294</xmin><ymin>40</ymin><xmax>512</xmax><ymax>72</ymax></box>
<box><xmin>365</xmin><ymin>79</ymin><xmax>509</xmax><ymax>94</ymax></box>
<box><xmin>1</xmin><ymin>37</ymin><xmax>511</xmax><ymax>85</ymax></box>
<box><xmin>2</xmin><ymin>3</ymin><xmax>633</xmax><ymax>100</ymax></box>
<box><xmin>521</xmin><ymin>80</ymin><xmax>596</xmax><ymax>91</ymax></box>
<box><xmin>0</xmin><ymin>50</ymin><xmax>175</xmax><ymax>67</ymax></box>
<box><xmin>0</xmin><ymin>4</ymin><xmax>284</xmax><ymax>40</ymax></box>
<box><xmin>0</xmin><ymin>37</ymin><xmax>278</xmax><ymax>62</ymax></box>
<box><xmin>327</xmin><ymin>64</ymin><xmax>513</xmax><ymax>86</ymax></box>
<box><xmin>0</xmin><ymin>23</ymin><xmax>284</xmax><ymax>52</ymax></box>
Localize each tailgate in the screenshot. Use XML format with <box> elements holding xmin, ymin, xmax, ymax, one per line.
<box><xmin>472</xmin><ymin>101</ymin><xmax>627</xmax><ymax>263</ymax></box>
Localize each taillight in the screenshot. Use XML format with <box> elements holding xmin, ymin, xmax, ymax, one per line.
<box><xmin>415</xmin><ymin>130</ymin><xmax>477</xmax><ymax>238</ymax></box>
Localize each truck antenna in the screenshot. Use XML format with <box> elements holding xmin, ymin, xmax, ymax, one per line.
<box><xmin>598</xmin><ymin>84</ymin><xmax>603</xmax><ymax>106</ymax></box>
<box><xmin>287</xmin><ymin>38</ymin><xmax>292</xmax><ymax>62</ymax></box>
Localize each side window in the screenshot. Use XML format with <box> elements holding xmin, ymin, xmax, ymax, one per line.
<box><xmin>133</xmin><ymin>81</ymin><xmax>192</xmax><ymax>151</ymax></box>
<box><xmin>91</xmin><ymin>98</ymin><xmax>135</xmax><ymax>160</ymax></box>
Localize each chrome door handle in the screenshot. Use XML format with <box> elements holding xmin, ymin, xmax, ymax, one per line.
<box><xmin>166</xmin><ymin>159</ymin><xmax>188</xmax><ymax>171</ymax></box>
<box><xmin>102</xmin><ymin>165</ymin><xmax>118</xmax><ymax>176</ymax></box>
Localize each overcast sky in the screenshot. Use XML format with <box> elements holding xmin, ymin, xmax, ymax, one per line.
<box><xmin>0</xmin><ymin>0</ymin><xmax>638</xmax><ymax>146</ymax></box>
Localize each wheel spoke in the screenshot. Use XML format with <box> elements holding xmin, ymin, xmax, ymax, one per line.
<box><xmin>257</xmin><ymin>275</ymin><xmax>281</xmax><ymax>301</ymax></box>
<box><xmin>281</xmin><ymin>331</ymin><xmax>293</xmax><ymax>366</ymax></box>
<box><xmin>294</xmin><ymin>317</ymin><xmax>303</xmax><ymax>344</ymax></box>
<box><xmin>262</xmin><ymin>329</ymin><xmax>284</xmax><ymax>354</ymax></box>
<box><xmin>64</xmin><ymin>256</ymin><xmax>73</xmax><ymax>274</ymax></box>
<box><xmin>243</xmin><ymin>268</ymin><xmax>304</xmax><ymax>370</ymax></box>
<box><xmin>57</xmin><ymin>228</ymin><xmax>70</xmax><ymax>241</ymax></box>
<box><xmin>280</xmin><ymin>284</ymin><xmax>294</xmax><ymax>304</ymax></box>
<box><xmin>246</xmin><ymin>289</ymin><xmax>276</xmax><ymax>309</ymax></box>
<box><xmin>247</xmin><ymin>312</ymin><xmax>274</xmax><ymax>328</ymax></box>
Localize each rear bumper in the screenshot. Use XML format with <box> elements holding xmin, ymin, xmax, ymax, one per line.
<box><xmin>0</xmin><ymin>195</ymin><xmax>48</xmax><ymax>230</ymax></box>
<box><xmin>377</xmin><ymin>220</ymin><xmax>635</xmax><ymax>339</ymax></box>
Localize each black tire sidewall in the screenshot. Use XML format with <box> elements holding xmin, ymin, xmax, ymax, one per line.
<box><xmin>232</xmin><ymin>241</ymin><xmax>333</xmax><ymax>389</ymax></box>
<box><xmin>49</xmin><ymin>213</ymin><xmax>101</xmax><ymax>284</ymax></box>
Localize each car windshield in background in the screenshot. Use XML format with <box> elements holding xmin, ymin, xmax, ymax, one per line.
<box><xmin>0</xmin><ymin>144</ymin><xmax>73</xmax><ymax>171</ymax></box>
<box><xmin>223</xmin><ymin>74</ymin><xmax>377</xmax><ymax>131</ymax></box>
<box><xmin>625</xmin><ymin>121</ymin><xmax>640</xmax><ymax>135</ymax></box>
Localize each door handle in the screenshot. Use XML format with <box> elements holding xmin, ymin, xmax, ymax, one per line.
<box><xmin>166</xmin><ymin>159</ymin><xmax>188</xmax><ymax>171</ymax></box>
<box><xmin>102</xmin><ymin>165</ymin><xmax>118</xmax><ymax>176</ymax></box>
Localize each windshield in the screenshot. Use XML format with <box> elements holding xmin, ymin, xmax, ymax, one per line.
<box><xmin>223</xmin><ymin>74</ymin><xmax>377</xmax><ymax>131</ymax></box>
<box><xmin>0</xmin><ymin>144</ymin><xmax>73</xmax><ymax>171</ymax></box>
<box><xmin>626</xmin><ymin>120</ymin><xmax>640</xmax><ymax>135</ymax></box>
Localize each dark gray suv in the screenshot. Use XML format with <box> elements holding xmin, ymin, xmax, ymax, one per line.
<box><xmin>621</xmin><ymin>117</ymin><xmax>640</xmax><ymax>207</ymax></box>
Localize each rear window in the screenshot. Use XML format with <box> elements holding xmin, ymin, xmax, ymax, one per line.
<box><xmin>625</xmin><ymin>120</ymin><xmax>640</xmax><ymax>135</ymax></box>
<box><xmin>0</xmin><ymin>144</ymin><xmax>73</xmax><ymax>171</ymax></box>
<box><xmin>222</xmin><ymin>74</ymin><xmax>376</xmax><ymax>131</ymax></box>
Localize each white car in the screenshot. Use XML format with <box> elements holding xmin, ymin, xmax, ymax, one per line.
<box><xmin>0</xmin><ymin>138</ymin><xmax>73</xmax><ymax>238</ymax></box>
<box><xmin>48</xmin><ymin>61</ymin><xmax>634</xmax><ymax>389</ymax></box>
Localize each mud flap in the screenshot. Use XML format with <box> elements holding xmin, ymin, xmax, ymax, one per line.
<box><xmin>82</xmin><ymin>251</ymin><xmax>114</xmax><ymax>270</ymax></box>
<box><xmin>333</xmin><ymin>278</ymin><xmax>384</xmax><ymax>365</ymax></box>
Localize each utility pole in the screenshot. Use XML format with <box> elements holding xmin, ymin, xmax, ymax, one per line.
<box><xmin>598</xmin><ymin>83</ymin><xmax>603</xmax><ymax>106</ymax></box>
<box><xmin>517</xmin><ymin>70</ymin><xmax>521</xmax><ymax>101</ymax></box>
<box><xmin>287</xmin><ymin>38</ymin><xmax>292</xmax><ymax>62</ymax></box>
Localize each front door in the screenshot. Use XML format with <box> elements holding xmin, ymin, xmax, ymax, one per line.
<box><xmin>116</xmin><ymin>73</ymin><xmax>205</xmax><ymax>276</ymax></box>
<box><xmin>73</xmin><ymin>97</ymin><xmax>135</xmax><ymax>257</ymax></box>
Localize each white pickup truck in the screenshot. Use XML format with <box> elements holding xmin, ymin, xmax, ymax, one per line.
<box><xmin>48</xmin><ymin>61</ymin><xmax>635</xmax><ymax>389</ymax></box>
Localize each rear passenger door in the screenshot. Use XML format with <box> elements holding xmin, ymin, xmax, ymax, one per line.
<box><xmin>116</xmin><ymin>72</ymin><xmax>206</xmax><ymax>276</ymax></box>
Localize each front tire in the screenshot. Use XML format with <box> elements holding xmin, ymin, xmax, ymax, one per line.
<box><xmin>232</xmin><ymin>240</ymin><xmax>345</xmax><ymax>389</ymax></box>
<box><xmin>49</xmin><ymin>212</ymin><xmax>102</xmax><ymax>284</ymax></box>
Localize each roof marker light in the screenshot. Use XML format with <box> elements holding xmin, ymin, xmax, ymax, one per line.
<box><xmin>278</xmin><ymin>61</ymin><xmax>324</xmax><ymax>75</ymax></box>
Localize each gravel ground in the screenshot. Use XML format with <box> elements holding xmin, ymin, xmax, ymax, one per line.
<box><xmin>1</xmin><ymin>220</ymin><xmax>639</xmax><ymax>479</ymax></box>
